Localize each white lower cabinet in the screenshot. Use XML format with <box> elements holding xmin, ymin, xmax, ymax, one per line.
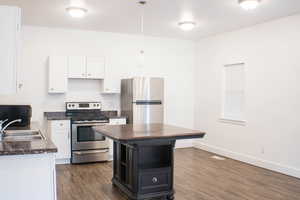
<box><xmin>0</xmin><ymin>153</ymin><xmax>56</xmax><ymax>200</ymax></box>
<box><xmin>48</xmin><ymin>120</ymin><xmax>71</xmax><ymax>163</ymax></box>
<box><xmin>108</xmin><ymin>118</ymin><xmax>127</xmax><ymax>160</ymax></box>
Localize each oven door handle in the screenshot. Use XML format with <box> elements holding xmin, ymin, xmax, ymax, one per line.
<box><xmin>73</xmin><ymin>149</ymin><xmax>109</xmax><ymax>155</ymax></box>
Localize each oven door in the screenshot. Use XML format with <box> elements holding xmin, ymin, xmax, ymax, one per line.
<box><xmin>72</xmin><ymin>123</ymin><xmax>109</xmax><ymax>151</ymax></box>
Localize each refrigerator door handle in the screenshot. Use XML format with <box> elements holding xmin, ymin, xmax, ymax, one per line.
<box><xmin>133</xmin><ymin>100</ymin><xmax>162</xmax><ymax>105</ymax></box>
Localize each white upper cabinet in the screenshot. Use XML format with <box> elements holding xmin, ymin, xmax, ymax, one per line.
<box><xmin>68</xmin><ymin>56</ymin><xmax>105</xmax><ymax>79</ymax></box>
<box><xmin>68</xmin><ymin>56</ymin><xmax>86</xmax><ymax>79</ymax></box>
<box><xmin>48</xmin><ymin>56</ymin><xmax>68</xmax><ymax>93</ymax></box>
<box><xmin>102</xmin><ymin>59</ymin><xmax>121</xmax><ymax>94</ymax></box>
<box><xmin>86</xmin><ymin>56</ymin><xmax>105</xmax><ymax>79</ymax></box>
<box><xmin>0</xmin><ymin>6</ymin><xmax>21</xmax><ymax>94</ymax></box>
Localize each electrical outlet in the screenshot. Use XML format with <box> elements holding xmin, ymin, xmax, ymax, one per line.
<box><xmin>261</xmin><ymin>147</ymin><xmax>265</xmax><ymax>154</ymax></box>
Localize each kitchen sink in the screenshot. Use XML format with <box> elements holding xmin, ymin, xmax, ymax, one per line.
<box><xmin>3</xmin><ymin>130</ymin><xmax>45</xmax><ymax>141</ymax></box>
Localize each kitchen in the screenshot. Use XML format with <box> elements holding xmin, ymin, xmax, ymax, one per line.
<box><xmin>1</xmin><ymin>0</ymin><xmax>300</xmax><ymax>200</ymax></box>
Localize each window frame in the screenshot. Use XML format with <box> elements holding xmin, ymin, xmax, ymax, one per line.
<box><xmin>220</xmin><ymin>62</ymin><xmax>246</xmax><ymax>126</ymax></box>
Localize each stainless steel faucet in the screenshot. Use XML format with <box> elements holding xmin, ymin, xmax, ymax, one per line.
<box><xmin>0</xmin><ymin>119</ymin><xmax>22</xmax><ymax>140</ymax></box>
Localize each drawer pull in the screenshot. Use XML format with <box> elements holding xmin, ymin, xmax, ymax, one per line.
<box><xmin>152</xmin><ymin>177</ymin><xmax>158</xmax><ymax>183</ymax></box>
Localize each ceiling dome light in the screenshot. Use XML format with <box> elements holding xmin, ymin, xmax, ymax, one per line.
<box><xmin>178</xmin><ymin>21</ymin><xmax>196</xmax><ymax>31</ymax></box>
<box><xmin>239</xmin><ymin>0</ymin><xmax>261</xmax><ymax>10</ymax></box>
<box><xmin>66</xmin><ymin>7</ymin><xmax>87</xmax><ymax>18</ymax></box>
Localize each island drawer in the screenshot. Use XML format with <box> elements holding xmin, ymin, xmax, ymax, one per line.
<box><xmin>139</xmin><ymin>167</ymin><xmax>171</xmax><ymax>194</ymax></box>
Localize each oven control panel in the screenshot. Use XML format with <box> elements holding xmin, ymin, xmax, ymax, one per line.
<box><xmin>66</xmin><ymin>102</ymin><xmax>102</xmax><ymax>110</ymax></box>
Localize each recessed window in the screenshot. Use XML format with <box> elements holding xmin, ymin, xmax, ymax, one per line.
<box><xmin>221</xmin><ymin>63</ymin><xmax>245</xmax><ymax>125</ymax></box>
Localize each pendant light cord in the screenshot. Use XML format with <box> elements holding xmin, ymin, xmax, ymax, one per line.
<box><xmin>139</xmin><ymin>1</ymin><xmax>146</xmax><ymax>34</ymax></box>
<box><xmin>139</xmin><ymin>1</ymin><xmax>146</xmax><ymax>54</ymax></box>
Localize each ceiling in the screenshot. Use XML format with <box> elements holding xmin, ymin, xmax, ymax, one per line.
<box><xmin>1</xmin><ymin>0</ymin><xmax>300</xmax><ymax>40</ymax></box>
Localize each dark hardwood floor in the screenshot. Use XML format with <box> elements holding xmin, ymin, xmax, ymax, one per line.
<box><xmin>56</xmin><ymin>148</ymin><xmax>300</xmax><ymax>200</ymax></box>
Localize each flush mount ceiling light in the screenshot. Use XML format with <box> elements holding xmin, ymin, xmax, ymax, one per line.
<box><xmin>239</xmin><ymin>0</ymin><xmax>261</xmax><ymax>10</ymax></box>
<box><xmin>66</xmin><ymin>7</ymin><xmax>88</xmax><ymax>18</ymax></box>
<box><xmin>178</xmin><ymin>21</ymin><xmax>196</xmax><ymax>31</ymax></box>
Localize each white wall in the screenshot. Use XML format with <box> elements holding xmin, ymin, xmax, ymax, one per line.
<box><xmin>0</xmin><ymin>26</ymin><xmax>196</xmax><ymax>148</ymax></box>
<box><xmin>194</xmin><ymin>14</ymin><xmax>300</xmax><ymax>178</ymax></box>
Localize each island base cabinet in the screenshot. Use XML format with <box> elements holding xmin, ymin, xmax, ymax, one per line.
<box><xmin>0</xmin><ymin>153</ymin><xmax>56</xmax><ymax>200</ymax></box>
<box><xmin>112</xmin><ymin>140</ymin><xmax>175</xmax><ymax>200</ymax></box>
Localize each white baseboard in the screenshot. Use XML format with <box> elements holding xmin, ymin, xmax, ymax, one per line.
<box><xmin>55</xmin><ymin>158</ymin><xmax>70</xmax><ymax>165</ymax></box>
<box><xmin>176</xmin><ymin>139</ymin><xmax>194</xmax><ymax>149</ymax></box>
<box><xmin>194</xmin><ymin>142</ymin><xmax>300</xmax><ymax>179</ymax></box>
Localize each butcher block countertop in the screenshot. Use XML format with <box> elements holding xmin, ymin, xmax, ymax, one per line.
<box><xmin>93</xmin><ymin>123</ymin><xmax>206</xmax><ymax>142</ymax></box>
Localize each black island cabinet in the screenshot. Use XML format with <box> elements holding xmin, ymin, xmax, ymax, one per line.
<box><xmin>93</xmin><ymin>124</ymin><xmax>206</xmax><ymax>200</ymax></box>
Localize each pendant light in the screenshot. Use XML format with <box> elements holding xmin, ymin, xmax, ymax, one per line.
<box><xmin>138</xmin><ymin>1</ymin><xmax>146</xmax><ymax>68</ymax></box>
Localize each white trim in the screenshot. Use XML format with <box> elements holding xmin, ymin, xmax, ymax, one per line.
<box><xmin>224</xmin><ymin>62</ymin><xmax>245</xmax><ymax>67</ymax></box>
<box><xmin>55</xmin><ymin>158</ymin><xmax>70</xmax><ymax>165</ymax></box>
<box><xmin>194</xmin><ymin>142</ymin><xmax>300</xmax><ymax>178</ymax></box>
<box><xmin>219</xmin><ymin>118</ymin><xmax>246</xmax><ymax>126</ymax></box>
<box><xmin>221</xmin><ymin>63</ymin><xmax>246</xmax><ymax>122</ymax></box>
<box><xmin>176</xmin><ymin>139</ymin><xmax>194</xmax><ymax>149</ymax></box>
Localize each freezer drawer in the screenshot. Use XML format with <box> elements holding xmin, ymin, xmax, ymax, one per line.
<box><xmin>133</xmin><ymin>104</ymin><xmax>163</xmax><ymax>124</ymax></box>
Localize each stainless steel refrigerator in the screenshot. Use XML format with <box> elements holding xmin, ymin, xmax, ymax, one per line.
<box><xmin>121</xmin><ymin>77</ymin><xmax>164</xmax><ymax>124</ymax></box>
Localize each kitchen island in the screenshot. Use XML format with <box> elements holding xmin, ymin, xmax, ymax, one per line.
<box><xmin>93</xmin><ymin>123</ymin><xmax>205</xmax><ymax>200</ymax></box>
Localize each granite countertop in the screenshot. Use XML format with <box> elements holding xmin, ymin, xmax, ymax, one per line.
<box><xmin>44</xmin><ymin>112</ymin><xmax>71</xmax><ymax>120</ymax></box>
<box><xmin>93</xmin><ymin>123</ymin><xmax>206</xmax><ymax>142</ymax></box>
<box><xmin>44</xmin><ymin>111</ymin><xmax>125</xmax><ymax>120</ymax></box>
<box><xmin>0</xmin><ymin>122</ymin><xmax>57</xmax><ymax>156</ymax></box>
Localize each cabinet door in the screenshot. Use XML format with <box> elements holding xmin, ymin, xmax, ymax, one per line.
<box><xmin>68</xmin><ymin>56</ymin><xmax>86</xmax><ymax>78</ymax></box>
<box><xmin>52</xmin><ymin>131</ymin><xmax>71</xmax><ymax>159</ymax></box>
<box><xmin>86</xmin><ymin>56</ymin><xmax>105</xmax><ymax>79</ymax></box>
<box><xmin>48</xmin><ymin>56</ymin><xmax>68</xmax><ymax>93</ymax></box>
<box><xmin>102</xmin><ymin>59</ymin><xmax>120</xmax><ymax>93</ymax></box>
<box><xmin>0</xmin><ymin>6</ymin><xmax>21</xmax><ymax>94</ymax></box>
<box><xmin>103</xmin><ymin>77</ymin><xmax>120</xmax><ymax>93</ymax></box>
<box><xmin>50</xmin><ymin>121</ymin><xmax>71</xmax><ymax>160</ymax></box>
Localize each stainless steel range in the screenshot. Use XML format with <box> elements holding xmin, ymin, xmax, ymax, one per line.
<box><xmin>66</xmin><ymin>102</ymin><xmax>109</xmax><ymax>164</ymax></box>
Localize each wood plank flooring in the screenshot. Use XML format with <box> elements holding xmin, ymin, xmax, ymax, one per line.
<box><xmin>56</xmin><ymin>148</ymin><xmax>300</xmax><ymax>200</ymax></box>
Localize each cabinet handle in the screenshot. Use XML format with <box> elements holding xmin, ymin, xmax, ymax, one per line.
<box><xmin>50</xmin><ymin>88</ymin><xmax>54</xmax><ymax>91</ymax></box>
<box><xmin>152</xmin><ymin>177</ymin><xmax>158</xmax><ymax>183</ymax></box>
<box><xmin>60</xmin><ymin>123</ymin><xmax>63</xmax><ymax>126</ymax></box>
<box><xmin>68</xmin><ymin>132</ymin><xmax>70</xmax><ymax>139</ymax></box>
<box><xmin>88</xmin><ymin>74</ymin><xmax>91</xmax><ymax>76</ymax></box>
<box><xmin>82</xmin><ymin>74</ymin><xmax>85</xmax><ymax>77</ymax></box>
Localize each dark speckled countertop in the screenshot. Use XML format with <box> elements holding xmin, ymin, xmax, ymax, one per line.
<box><xmin>44</xmin><ymin>111</ymin><xmax>125</xmax><ymax>120</ymax></box>
<box><xmin>44</xmin><ymin>112</ymin><xmax>71</xmax><ymax>120</ymax></box>
<box><xmin>0</xmin><ymin>122</ymin><xmax>57</xmax><ymax>156</ymax></box>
